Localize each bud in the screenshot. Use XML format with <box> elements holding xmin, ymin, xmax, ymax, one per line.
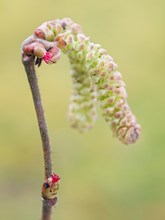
<box><xmin>42</xmin><ymin>173</ymin><xmax>60</xmax><ymax>200</ymax></box>
<box><xmin>49</xmin><ymin>46</ymin><xmax>61</xmax><ymax>63</ymax></box>
<box><xmin>44</xmin><ymin>28</ymin><xmax>55</xmax><ymax>41</ymax></box>
<box><xmin>124</xmin><ymin>126</ymin><xmax>140</xmax><ymax>144</ymax></box>
<box><xmin>71</xmin><ymin>23</ymin><xmax>82</xmax><ymax>34</ymax></box>
<box><xmin>56</xmin><ymin>36</ymin><xmax>67</xmax><ymax>49</ymax></box>
<box><xmin>77</xmin><ymin>34</ymin><xmax>89</xmax><ymax>43</ymax></box>
<box><xmin>47</xmin><ymin>21</ymin><xmax>63</xmax><ymax>35</ymax></box>
<box><xmin>23</xmin><ymin>43</ymin><xmax>35</xmax><ymax>55</ymax></box>
<box><xmin>61</xmin><ymin>17</ymin><xmax>73</xmax><ymax>27</ymax></box>
<box><xmin>34</xmin><ymin>23</ymin><xmax>55</xmax><ymax>41</ymax></box>
<box><xmin>34</xmin><ymin>43</ymin><xmax>46</xmax><ymax>58</ymax></box>
<box><xmin>34</xmin><ymin>29</ymin><xmax>45</xmax><ymax>39</ymax></box>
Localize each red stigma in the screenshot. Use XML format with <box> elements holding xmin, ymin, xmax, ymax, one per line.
<box><xmin>50</xmin><ymin>173</ymin><xmax>60</xmax><ymax>187</ymax></box>
<box><xmin>43</xmin><ymin>52</ymin><xmax>51</xmax><ymax>64</ymax></box>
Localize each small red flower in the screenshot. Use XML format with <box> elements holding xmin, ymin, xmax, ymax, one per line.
<box><xmin>50</xmin><ymin>173</ymin><xmax>60</xmax><ymax>187</ymax></box>
<box><xmin>43</xmin><ymin>52</ymin><xmax>51</xmax><ymax>64</ymax></box>
<box><xmin>43</xmin><ymin>47</ymin><xmax>61</xmax><ymax>64</ymax></box>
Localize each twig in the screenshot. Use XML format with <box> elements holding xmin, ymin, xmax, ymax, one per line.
<box><xmin>22</xmin><ymin>54</ymin><xmax>52</xmax><ymax>220</ymax></box>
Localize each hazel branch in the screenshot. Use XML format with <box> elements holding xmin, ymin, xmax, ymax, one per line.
<box><xmin>22</xmin><ymin>54</ymin><xmax>52</xmax><ymax>178</ymax></box>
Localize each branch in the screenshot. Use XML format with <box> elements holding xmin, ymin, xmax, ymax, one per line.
<box><xmin>22</xmin><ymin>54</ymin><xmax>58</xmax><ymax>220</ymax></box>
<box><xmin>22</xmin><ymin>54</ymin><xmax>52</xmax><ymax>179</ymax></box>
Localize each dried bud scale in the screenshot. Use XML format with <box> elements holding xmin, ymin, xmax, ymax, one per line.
<box><xmin>22</xmin><ymin>18</ymin><xmax>140</xmax><ymax>144</ymax></box>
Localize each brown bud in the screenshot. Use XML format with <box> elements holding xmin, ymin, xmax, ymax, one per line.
<box><xmin>55</xmin><ymin>36</ymin><xmax>67</xmax><ymax>49</ymax></box>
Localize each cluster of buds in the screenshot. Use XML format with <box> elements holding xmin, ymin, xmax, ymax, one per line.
<box><xmin>42</xmin><ymin>173</ymin><xmax>60</xmax><ymax>202</ymax></box>
<box><xmin>34</xmin><ymin>18</ymin><xmax>82</xmax><ymax>41</ymax></box>
<box><xmin>22</xmin><ymin>40</ymin><xmax>61</xmax><ymax>66</ymax></box>
<box><xmin>22</xmin><ymin>18</ymin><xmax>140</xmax><ymax>144</ymax></box>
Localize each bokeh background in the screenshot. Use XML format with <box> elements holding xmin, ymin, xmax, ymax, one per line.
<box><xmin>0</xmin><ymin>0</ymin><xmax>165</xmax><ymax>219</ymax></box>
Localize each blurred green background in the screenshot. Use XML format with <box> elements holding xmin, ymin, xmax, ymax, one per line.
<box><xmin>0</xmin><ymin>0</ymin><xmax>165</xmax><ymax>219</ymax></box>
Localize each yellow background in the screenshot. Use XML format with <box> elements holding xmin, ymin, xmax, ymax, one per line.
<box><xmin>0</xmin><ymin>0</ymin><xmax>165</xmax><ymax>219</ymax></box>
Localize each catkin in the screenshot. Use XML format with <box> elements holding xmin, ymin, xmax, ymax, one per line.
<box><xmin>23</xmin><ymin>18</ymin><xmax>141</xmax><ymax>144</ymax></box>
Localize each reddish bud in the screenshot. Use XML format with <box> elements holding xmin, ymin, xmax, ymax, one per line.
<box><xmin>34</xmin><ymin>29</ymin><xmax>45</xmax><ymax>39</ymax></box>
<box><xmin>23</xmin><ymin>43</ymin><xmax>35</xmax><ymax>55</ymax></box>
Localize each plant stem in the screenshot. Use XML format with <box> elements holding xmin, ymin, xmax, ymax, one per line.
<box><xmin>42</xmin><ymin>200</ymin><xmax>52</xmax><ymax>220</ymax></box>
<box><xmin>22</xmin><ymin>54</ymin><xmax>52</xmax><ymax>220</ymax></box>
